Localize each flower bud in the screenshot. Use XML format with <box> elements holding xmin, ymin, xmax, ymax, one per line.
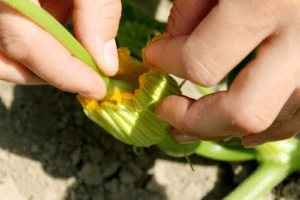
<box><xmin>77</xmin><ymin>47</ymin><xmax>181</xmax><ymax>147</ymax></box>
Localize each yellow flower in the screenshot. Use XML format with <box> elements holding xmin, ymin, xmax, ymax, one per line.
<box><xmin>77</xmin><ymin>35</ymin><xmax>181</xmax><ymax>147</ymax></box>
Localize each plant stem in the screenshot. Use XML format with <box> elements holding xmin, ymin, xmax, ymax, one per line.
<box><xmin>224</xmin><ymin>163</ymin><xmax>289</xmax><ymax>200</ymax></box>
<box><xmin>194</xmin><ymin>141</ymin><xmax>257</xmax><ymax>162</ymax></box>
<box><xmin>2</xmin><ymin>0</ymin><xmax>115</xmax><ymax>95</ymax></box>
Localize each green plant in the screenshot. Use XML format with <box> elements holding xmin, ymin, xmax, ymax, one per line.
<box><xmin>4</xmin><ymin>0</ymin><xmax>300</xmax><ymax>199</ymax></box>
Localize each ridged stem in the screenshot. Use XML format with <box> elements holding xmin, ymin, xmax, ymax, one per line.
<box><xmin>195</xmin><ymin>141</ymin><xmax>257</xmax><ymax>162</ymax></box>
<box><xmin>224</xmin><ymin>163</ymin><xmax>289</xmax><ymax>200</ymax></box>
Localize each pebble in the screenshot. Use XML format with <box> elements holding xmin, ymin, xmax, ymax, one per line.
<box><xmin>88</xmin><ymin>146</ymin><xmax>104</xmax><ymax>164</ymax></box>
<box><xmin>92</xmin><ymin>194</ymin><xmax>105</xmax><ymax>200</ymax></box>
<box><xmin>113</xmin><ymin>142</ymin><xmax>126</xmax><ymax>152</ymax></box>
<box><xmin>31</xmin><ymin>144</ymin><xmax>39</xmax><ymax>153</ymax></box>
<box><xmin>71</xmin><ymin>148</ymin><xmax>82</xmax><ymax>166</ymax></box>
<box><xmin>102</xmin><ymin>161</ymin><xmax>121</xmax><ymax>178</ymax></box>
<box><xmin>126</xmin><ymin>162</ymin><xmax>143</xmax><ymax>180</ymax></box>
<box><xmin>91</xmin><ymin>186</ymin><xmax>105</xmax><ymax>200</ymax></box>
<box><xmin>119</xmin><ymin>167</ymin><xmax>136</xmax><ymax>185</ymax></box>
<box><xmin>104</xmin><ymin>178</ymin><xmax>119</xmax><ymax>193</ymax></box>
<box><xmin>44</xmin><ymin>143</ymin><xmax>57</xmax><ymax>156</ymax></box>
<box><xmin>77</xmin><ymin>163</ymin><xmax>103</xmax><ymax>186</ymax></box>
<box><xmin>76</xmin><ymin>194</ymin><xmax>89</xmax><ymax>200</ymax></box>
<box><xmin>282</xmin><ymin>181</ymin><xmax>300</xmax><ymax>200</ymax></box>
<box><xmin>230</xmin><ymin>163</ymin><xmax>253</xmax><ymax>184</ymax></box>
<box><xmin>146</xmin><ymin>177</ymin><xmax>163</xmax><ymax>193</ymax></box>
<box><xmin>135</xmin><ymin>154</ymin><xmax>150</xmax><ymax>169</ymax></box>
<box><xmin>119</xmin><ymin>152</ymin><xmax>129</xmax><ymax>162</ymax></box>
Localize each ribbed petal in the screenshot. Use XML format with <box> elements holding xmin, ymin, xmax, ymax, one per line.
<box><xmin>77</xmin><ymin>42</ymin><xmax>181</xmax><ymax>147</ymax></box>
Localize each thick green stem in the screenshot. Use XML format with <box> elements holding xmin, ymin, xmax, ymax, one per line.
<box><xmin>2</xmin><ymin>0</ymin><xmax>115</xmax><ymax>95</ymax></box>
<box><xmin>224</xmin><ymin>163</ymin><xmax>289</xmax><ymax>200</ymax></box>
<box><xmin>195</xmin><ymin>141</ymin><xmax>257</xmax><ymax>162</ymax></box>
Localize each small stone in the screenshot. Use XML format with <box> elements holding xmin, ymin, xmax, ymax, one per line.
<box><xmin>104</xmin><ymin>178</ymin><xmax>119</xmax><ymax>193</ymax></box>
<box><xmin>146</xmin><ymin>177</ymin><xmax>163</xmax><ymax>193</ymax></box>
<box><xmin>31</xmin><ymin>144</ymin><xmax>39</xmax><ymax>153</ymax></box>
<box><xmin>71</xmin><ymin>148</ymin><xmax>81</xmax><ymax>166</ymax></box>
<box><xmin>231</xmin><ymin>163</ymin><xmax>252</xmax><ymax>184</ymax></box>
<box><xmin>91</xmin><ymin>186</ymin><xmax>105</xmax><ymax>200</ymax></box>
<box><xmin>119</xmin><ymin>152</ymin><xmax>129</xmax><ymax>162</ymax></box>
<box><xmin>126</xmin><ymin>162</ymin><xmax>143</xmax><ymax>180</ymax></box>
<box><xmin>88</xmin><ymin>146</ymin><xmax>104</xmax><ymax>164</ymax></box>
<box><xmin>113</xmin><ymin>142</ymin><xmax>126</xmax><ymax>152</ymax></box>
<box><xmin>44</xmin><ymin>143</ymin><xmax>56</xmax><ymax>156</ymax></box>
<box><xmin>282</xmin><ymin>181</ymin><xmax>300</xmax><ymax>200</ymax></box>
<box><xmin>119</xmin><ymin>167</ymin><xmax>136</xmax><ymax>185</ymax></box>
<box><xmin>135</xmin><ymin>154</ymin><xmax>150</xmax><ymax>169</ymax></box>
<box><xmin>102</xmin><ymin>161</ymin><xmax>121</xmax><ymax>178</ymax></box>
<box><xmin>76</xmin><ymin>194</ymin><xmax>89</xmax><ymax>200</ymax></box>
<box><xmin>77</xmin><ymin>163</ymin><xmax>103</xmax><ymax>186</ymax></box>
<box><xmin>92</xmin><ymin>194</ymin><xmax>105</xmax><ymax>200</ymax></box>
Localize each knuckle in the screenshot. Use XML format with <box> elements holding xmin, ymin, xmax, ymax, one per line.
<box><xmin>182</xmin><ymin>43</ymin><xmax>223</xmax><ymax>87</ymax></box>
<box><xmin>219</xmin><ymin>0</ymin><xmax>280</xmax><ymax>34</ymax></box>
<box><xmin>0</xmin><ymin>29</ymin><xmax>29</xmax><ymax>62</ymax></box>
<box><xmin>231</xmin><ymin>104</ymin><xmax>275</xmax><ymax>133</ymax></box>
<box><xmin>99</xmin><ymin>0</ymin><xmax>122</xmax><ymax>21</ymax></box>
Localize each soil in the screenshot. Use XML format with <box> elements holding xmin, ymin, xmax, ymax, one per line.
<box><xmin>1</xmin><ymin>1</ymin><xmax>300</xmax><ymax>199</ymax></box>
<box><xmin>1</xmin><ymin>79</ymin><xmax>300</xmax><ymax>200</ymax></box>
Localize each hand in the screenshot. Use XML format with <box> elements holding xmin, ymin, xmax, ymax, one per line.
<box><xmin>144</xmin><ymin>0</ymin><xmax>300</xmax><ymax>147</ymax></box>
<box><xmin>0</xmin><ymin>0</ymin><xmax>122</xmax><ymax>99</ymax></box>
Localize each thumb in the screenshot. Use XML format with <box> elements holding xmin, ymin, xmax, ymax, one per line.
<box><xmin>73</xmin><ymin>0</ymin><xmax>122</xmax><ymax>76</ymax></box>
<box><xmin>166</xmin><ymin>0</ymin><xmax>217</xmax><ymax>37</ymax></box>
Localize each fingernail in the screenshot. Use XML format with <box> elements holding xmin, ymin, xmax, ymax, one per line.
<box><xmin>104</xmin><ymin>38</ymin><xmax>118</xmax><ymax>73</ymax></box>
<box><xmin>172</xmin><ymin>133</ymin><xmax>200</xmax><ymax>144</ymax></box>
<box><xmin>79</xmin><ymin>92</ymin><xmax>101</xmax><ymax>100</ymax></box>
<box><xmin>243</xmin><ymin>140</ymin><xmax>265</xmax><ymax>148</ymax></box>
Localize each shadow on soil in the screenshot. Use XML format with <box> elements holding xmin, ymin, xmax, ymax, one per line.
<box><xmin>0</xmin><ymin>84</ymin><xmax>244</xmax><ymax>200</ymax></box>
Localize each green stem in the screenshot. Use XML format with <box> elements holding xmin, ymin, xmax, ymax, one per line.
<box><xmin>224</xmin><ymin>163</ymin><xmax>289</xmax><ymax>200</ymax></box>
<box><xmin>194</xmin><ymin>141</ymin><xmax>257</xmax><ymax>162</ymax></box>
<box><xmin>2</xmin><ymin>0</ymin><xmax>115</xmax><ymax>95</ymax></box>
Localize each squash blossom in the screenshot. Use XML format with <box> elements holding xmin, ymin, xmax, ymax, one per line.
<box><xmin>77</xmin><ymin>34</ymin><xmax>182</xmax><ymax>147</ymax></box>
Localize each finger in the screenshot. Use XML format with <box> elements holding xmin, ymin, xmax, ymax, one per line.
<box><xmin>241</xmin><ymin>111</ymin><xmax>300</xmax><ymax>147</ymax></box>
<box><xmin>241</xmin><ymin>88</ymin><xmax>300</xmax><ymax>147</ymax></box>
<box><xmin>171</xmin><ymin>128</ymin><xmax>233</xmax><ymax>143</ymax></box>
<box><xmin>156</xmin><ymin>93</ymin><xmax>244</xmax><ymax>138</ymax></box>
<box><xmin>0</xmin><ymin>51</ymin><xmax>46</xmax><ymax>85</ymax></box>
<box><xmin>40</xmin><ymin>0</ymin><xmax>73</xmax><ymax>25</ymax></box>
<box><xmin>167</xmin><ymin>0</ymin><xmax>218</xmax><ymax>37</ymax></box>
<box><xmin>156</xmin><ymin>32</ymin><xmax>300</xmax><ymax>138</ymax></box>
<box><xmin>0</xmin><ymin>4</ymin><xmax>106</xmax><ymax>98</ymax></box>
<box><xmin>145</xmin><ymin>1</ymin><xmax>279</xmax><ymax>87</ymax></box>
<box><xmin>73</xmin><ymin>0</ymin><xmax>122</xmax><ymax>76</ymax></box>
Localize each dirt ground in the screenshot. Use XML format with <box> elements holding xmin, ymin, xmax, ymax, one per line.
<box><xmin>1</xmin><ymin>1</ymin><xmax>300</xmax><ymax>200</ymax></box>
<box><xmin>1</xmin><ymin>78</ymin><xmax>300</xmax><ymax>200</ymax></box>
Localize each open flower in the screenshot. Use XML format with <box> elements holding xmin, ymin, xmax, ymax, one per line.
<box><xmin>77</xmin><ymin>36</ymin><xmax>182</xmax><ymax>147</ymax></box>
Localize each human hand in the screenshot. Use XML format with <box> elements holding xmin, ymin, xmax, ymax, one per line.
<box><xmin>144</xmin><ymin>0</ymin><xmax>300</xmax><ymax>147</ymax></box>
<box><xmin>0</xmin><ymin>0</ymin><xmax>121</xmax><ymax>99</ymax></box>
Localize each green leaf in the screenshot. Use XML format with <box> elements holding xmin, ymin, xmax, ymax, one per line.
<box><xmin>117</xmin><ymin>0</ymin><xmax>167</xmax><ymax>58</ymax></box>
<box><xmin>118</xmin><ymin>21</ymin><xmax>153</xmax><ymax>57</ymax></box>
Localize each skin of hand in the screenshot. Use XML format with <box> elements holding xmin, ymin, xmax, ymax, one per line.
<box><xmin>0</xmin><ymin>0</ymin><xmax>122</xmax><ymax>99</ymax></box>
<box><xmin>144</xmin><ymin>0</ymin><xmax>300</xmax><ymax>148</ymax></box>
